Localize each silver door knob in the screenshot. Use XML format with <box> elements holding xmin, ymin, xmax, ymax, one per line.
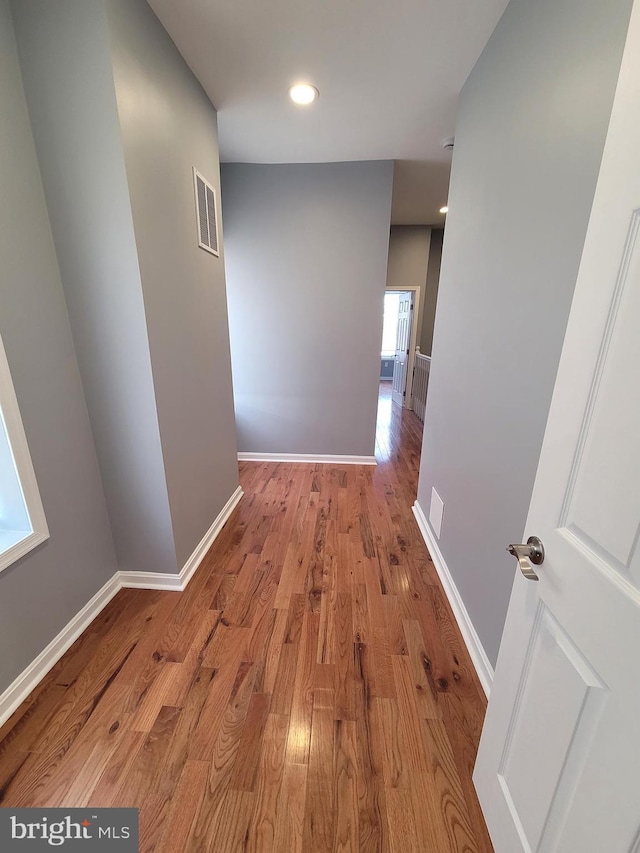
<box><xmin>506</xmin><ymin>536</ymin><xmax>544</xmax><ymax>581</ymax></box>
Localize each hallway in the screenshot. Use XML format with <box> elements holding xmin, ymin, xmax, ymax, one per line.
<box><xmin>0</xmin><ymin>385</ymin><xmax>492</xmax><ymax>851</ymax></box>
<box><xmin>374</xmin><ymin>379</ymin><xmax>424</xmax><ymax>464</ymax></box>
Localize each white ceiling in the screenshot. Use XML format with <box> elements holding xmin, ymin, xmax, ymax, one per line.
<box><xmin>148</xmin><ymin>0</ymin><xmax>508</xmax><ymax>224</ymax></box>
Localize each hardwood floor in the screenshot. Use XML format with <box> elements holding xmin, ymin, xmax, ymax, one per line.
<box><xmin>0</xmin><ymin>381</ymin><xmax>493</xmax><ymax>852</ymax></box>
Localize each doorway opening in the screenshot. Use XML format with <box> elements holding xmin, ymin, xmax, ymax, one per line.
<box><xmin>376</xmin><ymin>227</ymin><xmax>442</xmax><ymax>461</ymax></box>
<box><xmin>380</xmin><ymin>289</ymin><xmax>419</xmax><ymax>406</ymax></box>
<box><xmin>376</xmin><ymin>288</ymin><xmax>428</xmax><ymax>461</ymax></box>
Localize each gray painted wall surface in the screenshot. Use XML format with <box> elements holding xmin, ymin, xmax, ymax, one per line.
<box><xmin>420</xmin><ymin>229</ymin><xmax>443</xmax><ymax>356</ymax></box>
<box><xmin>380</xmin><ymin>359</ymin><xmax>394</xmax><ymax>379</ymax></box>
<box><xmin>221</xmin><ymin>161</ymin><xmax>394</xmax><ymax>457</ymax></box>
<box><xmin>416</xmin><ymin>0</ymin><xmax>633</xmax><ymax>666</ymax></box>
<box><xmin>13</xmin><ymin>0</ymin><xmax>239</xmax><ymax>574</ymax></box>
<box><xmin>12</xmin><ymin>0</ymin><xmax>178</xmax><ymax>574</ymax></box>
<box><xmin>0</xmin><ymin>0</ymin><xmax>117</xmax><ymax>691</ymax></box>
<box><xmin>106</xmin><ymin>0</ymin><xmax>239</xmax><ymax>567</ymax></box>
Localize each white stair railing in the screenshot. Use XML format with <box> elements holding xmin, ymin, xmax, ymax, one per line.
<box><xmin>412</xmin><ymin>348</ymin><xmax>431</xmax><ymax>422</ymax></box>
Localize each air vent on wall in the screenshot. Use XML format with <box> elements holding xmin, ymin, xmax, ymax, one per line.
<box><xmin>193</xmin><ymin>167</ymin><xmax>219</xmax><ymax>257</ymax></box>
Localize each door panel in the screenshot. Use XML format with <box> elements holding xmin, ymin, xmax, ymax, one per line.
<box><xmin>498</xmin><ymin>604</ymin><xmax>607</xmax><ymax>851</ymax></box>
<box><xmin>392</xmin><ymin>293</ymin><xmax>413</xmax><ymax>407</ymax></box>
<box><xmin>474</xmin><ymin>4</ymin><xmax>640</xmax><ymax>851</ymax></box>
<box><xmin>559</xmin><ymin>213</ymin><xmax>640</xmax><ymax>579</ymax></box>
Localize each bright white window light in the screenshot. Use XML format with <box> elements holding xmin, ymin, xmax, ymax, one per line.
<box><xmin>381</xmin><ymin>292</ymin><xmax>401</xmax><ymax>357</ymax></box>
<box><xmin>0</xmin><ymin>333</ymin><xmax>49</xmax><ymax>573</ymax></box>
<box><xmin>289</xmin><ymin>84</ymin><xmax>319</xmax><ymax>105</ymax></box>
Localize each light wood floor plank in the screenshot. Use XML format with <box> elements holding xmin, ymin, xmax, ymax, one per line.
<box><xmin>0</xmin><ymin>381</ymin><xmax>493</xmax><ymax>850</ymax></box>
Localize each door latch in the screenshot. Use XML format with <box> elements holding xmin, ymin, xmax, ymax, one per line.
<box><xmin>506</xmin><ymin>536</ymin><xmax>544</xmax><ymax>581</ymax></box>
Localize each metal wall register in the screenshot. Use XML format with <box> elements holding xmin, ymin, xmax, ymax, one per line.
<box><xmin>0</xmin><ymin>809</ymin><xmax>138</xmax><ymax>850</ymax></box>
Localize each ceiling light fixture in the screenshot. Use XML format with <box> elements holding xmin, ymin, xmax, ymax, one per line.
<box><xmin>440</xmin><ymin>206</ymin><xmax>448</xmax><ymax>214</ymax></box>
<box><xmin>289</xmin><ymin>83</ymin><xmax>319</xmax><ymax>105</ymax></box>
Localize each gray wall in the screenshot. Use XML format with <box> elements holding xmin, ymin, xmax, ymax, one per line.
<box><xmin>12</xmin><ymin>0</ymin><xmax>177</xmax><ymax>575</ymax></box>
<box><xmin>0</xmin><ymin>0</ymin><xmax>117</xmax><ymax>690</ymax></box>
<box><xmin>420</xmin><ymin>229</ymin><xmax>443</xmax><ymax>356</ymax></box>
<box><xmin>221</xmin><ymin>161</ymin><xmax>394</xmax><ymax>457</ymax></box>
<box><xmin>380</xmin><ymin>359</ymin><xmax>394</xmax><ymax>379</ymax></box>
<box><xmin>13</xmin><ymin>0</ymin><xmax>239</xmax><ymax>574</ymax></box>
<box><xmin>385</xmin><ymin>224</ymin><xmax>441</xmax><ymax>358</ymax></box>
<box><xmin>416</xmin><ymin>0</ymin><xmax>633</xmax><ymax>667</ymax></box>
<box><xmin>106</xmin><ymin>0</ymin><xmax>239</xmax><ymax>567</ymax></box>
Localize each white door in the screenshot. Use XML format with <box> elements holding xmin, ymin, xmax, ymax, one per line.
<box><xmin>391</xmin><ymin>292</ymin><xmax>413</xmax><ymax>407</ymax></box>
<box><xmin>474</xmin><ymin>6</ymin><xmax>640</xmax><ymax>852</ymax></box>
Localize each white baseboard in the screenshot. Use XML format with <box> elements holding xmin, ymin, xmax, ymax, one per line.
<box><xmin>0</xmin><ymin>485</ymin><xmax>244</xmax><ymax>728</ymax></box>
<box><xmin>117</xmin><ymin>570</ymin><xmax>183</xmax><ymax>592</ymax></box>
<box><xmin>238</xmin><ymin>452</ymin><xmax>377</xmax><ymax>466</ymax></box>
<box><xmin>0</xmin><ymin>574</ymin><xmax>121</xmax><ymax>727</ymax></box>
<box><xmin>412</xmin><ymin>500</ymin><xmax>494</xmax><ymax>697</ymax></box>
<box><xmin>119</xmin><ymin>485</ymin><xmax>244</xmax><ymax>591</ymax></box>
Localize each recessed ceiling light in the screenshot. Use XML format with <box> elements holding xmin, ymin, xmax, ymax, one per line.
<box><xmin>289</xmin><ymin>84</ymin><xmax>319</xmax><ymax>105</ymax></box>
<box><xmin>440</xmin><ymin>206</ymin><xmax>448</xmax><ymax>214</ymax></box>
